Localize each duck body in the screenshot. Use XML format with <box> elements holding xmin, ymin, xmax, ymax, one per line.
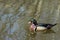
<box><xmin>29</xmin><ymin>24</ymin><xmax>46</xmax><ymax>31</ymax></box>
<box><xmin>29</xmin><ymin>24</ymin><xmax>47</xmax><ymax>31</ymax></box>
<box><xmin>28</xmin><ymin>18</ymin><xmax>57</xmax><ymax>31</ymax></box>
<box><xmin>36</xmin><ymin>26</ymin><xmax>47</xmax><ymax>31</ymax></box>
<box><xmin>30</xmin><ymin>23</ymin><xmax>57</xmax><ymax>31</ymax></box>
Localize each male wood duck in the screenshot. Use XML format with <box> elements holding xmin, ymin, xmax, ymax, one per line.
<box><xmin>28</xmin><ymin>18</ymin><xmax>57</xmax><ymax>32</ymax></box>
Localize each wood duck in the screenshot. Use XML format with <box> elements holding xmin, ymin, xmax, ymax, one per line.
<box><xmin>28</xmin><ymin>18</ymin><xmax>57</xmax><ymax>31</ymax></box>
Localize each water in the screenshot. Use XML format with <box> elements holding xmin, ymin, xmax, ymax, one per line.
<box><xmin>0</xmin><ymin>0</ymin><xmax>60</xmax><ymax>40</ymax></box>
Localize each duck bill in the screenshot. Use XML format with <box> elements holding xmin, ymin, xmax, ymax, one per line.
<box><xmin>28</xmin><ymin>21</ymin><xmax>31</xmax><ymax>24</ymax></box>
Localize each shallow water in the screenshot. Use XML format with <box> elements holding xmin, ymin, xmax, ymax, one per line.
<box><xmin>0</xmin><ymin>0</ymin><xmax>60</xmax><ymax>40</ymax></box>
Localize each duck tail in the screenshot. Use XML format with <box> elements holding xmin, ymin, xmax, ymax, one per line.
<box><xmin>53</xmin><ymin>23</ymin><xmax>57</xmax><ymax>26</ymax></box>
<box><xmin>47</xmin><ymin>23</ymin><xmax>57</xmax><ymax>29</ymax></box>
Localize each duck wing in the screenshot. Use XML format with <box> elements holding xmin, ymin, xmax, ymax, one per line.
<box><xmin>38</xmin><ymin>23</ymin><xmax>49</xmax><ymax>27</ymax></box>
<box><xmin>38</xmin><ymin>23</ymin><xmax>57</xmax><ymax>28</ymax></box>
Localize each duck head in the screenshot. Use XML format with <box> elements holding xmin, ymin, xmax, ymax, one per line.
<box><xmin>28</xmin><ymin>18</ymin><xmax>38</xmax><ymax>25</ymax></box>
<box><xmin>28</xmin><ymin>18</ymin><xmax>37</xmax><ymax>31</ymax></box>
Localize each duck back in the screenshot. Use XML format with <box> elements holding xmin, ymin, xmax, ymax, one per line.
<box><xmin>38</xmin><ymin>23</ymin><xmax>57</xmax><ymax>29</ymax></box>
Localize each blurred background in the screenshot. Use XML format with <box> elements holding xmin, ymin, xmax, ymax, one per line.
<box><xmin>0</xmin><ymin>0</ymin><xmax>60</xmax><ymax>40</ymax></box>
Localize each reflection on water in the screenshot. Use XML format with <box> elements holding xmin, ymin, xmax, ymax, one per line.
<box><xmin>5</xmin><ymin>36</ymin><xmax>12</xmax><ymax>40</ymax></box>
<box><xmin>1</xmin><ymin>14</ymin><xmax>8</xmax><ymax>23</ymax></box>
<box><xmin>42</xmin><ymin>29</ymin><xmax>56</xmax><ymax>34</ymax></box>
<box><xmin>25</xmin><ymin>29</ymin><xmax>56</xmax><ymax>40</ymax></box>
<box><xmin>19</xmin><ymin>6</ymin><xmax>26</xmax><ymax>13</ymax></box>
<box><xmin>10</xmin><ymin>22</ymin><xmax>19</xmax><ymax>34</ymax></box>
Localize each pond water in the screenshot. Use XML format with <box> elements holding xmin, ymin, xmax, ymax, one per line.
<box><xmin>0</xmin><ymin>0</ymin><xmax>60</xmax><ymax>40</ymax></box>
